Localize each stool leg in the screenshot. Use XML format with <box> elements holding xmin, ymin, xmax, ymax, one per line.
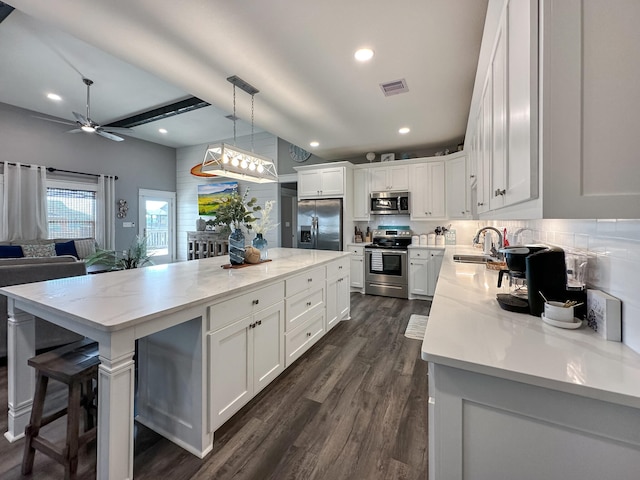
<box><xmin>22</xmin><ymin>372</ymin><xmax>48</xmax><ymax>475</ymax></box>
<box><xmin>82</xmin><ymin>378</ymin><xmax>95</xmax><ymax>431</ymax></box>
<box><xmin>64</xmin><ymin>381</ymin><xmax>82</xmax><ymax>480</ymax></box>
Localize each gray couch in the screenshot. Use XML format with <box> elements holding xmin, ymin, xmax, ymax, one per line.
<box><xmin>0</xmin><ymin>255</ymin><xmax>87</xmax><ymax>358</ymax></box>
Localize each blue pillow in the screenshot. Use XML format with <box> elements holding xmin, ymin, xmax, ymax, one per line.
<box><xmin>0</xmin><ymin>245</ymin><xmax>24</xmax><ymax>258</ymax></box>
<box><xmin>55</xmin><ymin>240</ymin><xmax>79</xmax><ymax>258</ymax></box>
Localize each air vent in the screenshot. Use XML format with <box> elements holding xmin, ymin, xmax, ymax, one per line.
<box><xmin>379</xmin><ymin>79</ymin><xmax>409</xmax><ymax>97</ymax></box>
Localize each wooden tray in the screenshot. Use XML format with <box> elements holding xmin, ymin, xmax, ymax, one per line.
<box><xmin>221</xmin><ymin>259</ymin><xmax>272</xmax><ymax>269</ymax></box>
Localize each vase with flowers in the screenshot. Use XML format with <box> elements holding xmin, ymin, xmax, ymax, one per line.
<box><xmin>209</xmin><ymin>188</ymin><xmax>261</xmax><ymax>265</ymax></box>
<box><xmin>250</xmin><ymin>200</ymin><xmax>279</xmax><ymax>261</ymax></box>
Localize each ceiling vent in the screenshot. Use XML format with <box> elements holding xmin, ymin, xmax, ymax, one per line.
<box><xmin>379</xmin><ymin>79</ymin><xmax>409</xmax><ymax>97</ymax></box>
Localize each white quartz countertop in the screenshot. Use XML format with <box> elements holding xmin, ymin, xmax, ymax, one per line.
<box><xmin>1</xmin><ymin>248</ymin><xmax>349</xmax><ymax>333</ymax></box>
<box><xmin>422</xmin><ymin>246</ymin><xmax>640</xmax><ymax>409</ymax></box>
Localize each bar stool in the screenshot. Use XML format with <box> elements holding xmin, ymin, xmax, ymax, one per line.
<box><xmin>22</xmin><ymin>338</ymin><xmax>100</xmax><ymax>480</ymax></box>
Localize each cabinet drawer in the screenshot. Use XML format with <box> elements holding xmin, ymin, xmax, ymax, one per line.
<box><xmin>326</xmin><ymin>258</ymin><xmax>349</xmax><ymax>279</ymax></box>
<box><xmin>348</xmin><ymin>245</ymin><xmax>364</xmax><ymax>257</ymax></box>
<box><xmin>208</xmin><ymin>281</ymin><xmax>284</xmax><ymax>331</ymax></box>
<box><xmin>285</xmin><ymin>266</ymin><xmax>325</xmax><ymax>297</ymax></box>
<box><xmin>285</xmin><ymin>311</ymin><xmax>325</xmax><ymax>367</ymax></box>
<box><xmin>410</xmin><ymin>248</ymin><xmax>430</xmax><ymax>259</ymax></box>
<box><xmin>285</xmin><ymin>286</ymin><xmax>324</xmax><ymax>332</ymax></box>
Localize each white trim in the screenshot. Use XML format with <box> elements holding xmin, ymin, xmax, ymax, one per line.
<box><xmin>278</xmin><ymin>173</ymin><xmax>298</xmax><ymax>183</ymax></box>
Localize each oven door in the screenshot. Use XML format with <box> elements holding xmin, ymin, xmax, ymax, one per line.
<box><xmin>365</xmin><ymin>248</ymin><xmax>408</xmax><ymax>285</ymax></box>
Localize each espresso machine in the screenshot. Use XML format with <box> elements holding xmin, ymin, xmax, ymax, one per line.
<box><xmin>497</xmin><ymin>246</ymin><xmax>587</xmax><ymax>317</ymax></box>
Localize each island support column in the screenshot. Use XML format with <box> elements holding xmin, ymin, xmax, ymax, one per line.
<box><xmin>4</xmin><ymin>302</ymin><xmax>35</xmax><ymax>442</ymax></box>
<box><xmin>97</xmin><ymin>330</ymin><xmax>135</xmax><ymax>480</ymax></box>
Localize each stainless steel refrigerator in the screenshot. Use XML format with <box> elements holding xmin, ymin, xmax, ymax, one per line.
<box><xmin>297</xmin><ymin>198</ymin><xmax>343</xmax><ymax>251</ymax></box>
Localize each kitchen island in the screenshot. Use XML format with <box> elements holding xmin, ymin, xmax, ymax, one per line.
<box><xmin>422</xmin><ymin>246</ymin><xmax>640</xmax><ymax>480</ymax></box>
<box><xmin>2</xmin><ymin>248</ymin><xmax>350</xmax><ymax>480</ymax></box>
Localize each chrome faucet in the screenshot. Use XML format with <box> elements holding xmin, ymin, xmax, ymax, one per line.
<box><xmin>473</xmin><ymin>227</ymin><xmax>504</xmax><ymax>258</ymax></box>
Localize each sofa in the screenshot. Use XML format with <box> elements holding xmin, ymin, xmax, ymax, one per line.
<box><xmin>0</xmin><ymin>246</ymin><xmax>91</xmax><ymax>359</ymax></box>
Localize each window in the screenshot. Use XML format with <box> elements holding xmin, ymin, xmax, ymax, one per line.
<box><xmin>46</xmin><ymin>180</ymin><xmax>98</xmax><ymax>239</ymax></box>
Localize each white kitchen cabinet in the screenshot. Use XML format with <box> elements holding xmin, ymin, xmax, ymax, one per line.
<box><xmin>348</xmin><ymin>244</ymin><xmax>365</xmax><ymax>290</ymax></box>
<box><xmin>352</xmin><ymin>168</ymin><xmax>370</xmax><ymax>220</ymax></box>
<box><xmin>409</xmin><ymin>248</ymin><xmax>444</xmax><ymax>298</ymax></box>
<box><xmin>298</xmin><ymin>166</ymin><xmax>345</xmax><ymax>198</ymax></box>
<box><xmin>430</xmin><ymin>363</ymin><xmax>640</xmax><ymax>480</ymax></box>
<box><xmin>326</xmin><ymin>272</ymin><xmax>349</xmax><ymax>332</ymax></box>
<box><xmin>369</xmin><ymin>164</ymin><xmax>409</xmax><ymax>192</ymax></box>
<box><xmin>477</xmin><ymin>72</ymin><xmax>492</xmax><ymax>215</ymax></box>
<box><xmin>284</xmin><ymin>310</ymin><xmax>325</xmax><ymax>367</ymax></box>
<box><xmin>410</xmin><ymin>161</ymin><xmax>446</xmax><ymax>220</ymax></box>
<box><xmin>208</xmin><ymin>301</ymin><xmax>284</xmax><ymax>430</ymax></box>
<box><xmin>446</xmin><ymin>153</ymin><xmax>470</xmax><ymax>219</ymax></box>
<box><xmin>490</xmin><ymin>14</ymin><xmax>507</xmax><ymax>211</ymax></box>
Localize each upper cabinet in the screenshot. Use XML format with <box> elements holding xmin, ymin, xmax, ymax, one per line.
<box><xmin>297</xmin><ymin>165</ymin><xmax>346</xmax><ymax>199</ymax></box>
<box><xmin>411</xmin><ymin>161</ymin><xmax>446</xmax><ymax>220</ymax></box>
<box><xmin>446</xmin><ymin>153</ymin><xmax>471</xmax><ymax>219</ymax></box>
<box><xmin>369</xmin><ymin>164</ymin><xmax>409</xmax><ymax>192</ymax></box>
<box><xmin>352</xmin><ymin>168</ymin><xmax>370</xmax><ymax>221</ymax></box>
<box><xmin>468</xmin><ymin>0</ymin><xmax>639</xmax><ymax>218</ymax></box>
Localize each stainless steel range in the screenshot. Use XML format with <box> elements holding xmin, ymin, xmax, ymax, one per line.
<box><xmin>364</xmin><ymin>228</ymin><xmax>412</xmax><ymax>299</ymax></box>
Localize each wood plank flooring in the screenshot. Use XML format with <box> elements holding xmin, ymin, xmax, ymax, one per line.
<box><xmin>0</xmin><ymin>293</ymin><xmax>430</xmax><ymax>479</ymax></box>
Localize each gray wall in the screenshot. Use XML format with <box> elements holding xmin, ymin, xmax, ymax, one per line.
<box><xmin>0</xmin><ymin>102</ymin><xmax>177</xmax><ymax>251</ymax></box>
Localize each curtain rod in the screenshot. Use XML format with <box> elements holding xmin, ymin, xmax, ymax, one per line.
<box><xmin>47</xmin><ymin>167</ymin><xmax>118</xmax><ymax>180</ymax></box>
<box><xmin>4</xmin><ymin>162</ymin><xmax>118</xmax><ymax>180</ymax></box>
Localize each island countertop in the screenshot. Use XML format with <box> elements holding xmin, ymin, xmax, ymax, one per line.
<box><xmin>422</xmin><ymin>246</ymin><xmax>640</xmax><ymax>409</ymax></box>
<box><xmin>0</xmin><ymin>248</ymin><xmax>350</xmax><ymax>333</ymax></box>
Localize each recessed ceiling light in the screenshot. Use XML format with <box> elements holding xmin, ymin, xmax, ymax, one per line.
<box><xmin>399</xmin><ymin>127</ymin><xmax>410</xmax><ymax>135</ymax></box>
<box><xmin>47</xmin><ymin>93</ymin><xmax>62</xmax><ymax>101</ymax></box>
<box><xmin>354</xmin><ymin>48</ymin><xmax>374</xmax><ymax>62</ymax></box>
<box><xmin>158</xmin><ymin>128</ymin><xmax>168</xmax><ymax>134</ymax></box>
<box><xmin>309</xmin><ymin>141</ymin><xmax>320</xmax><ymax>148</ymax></box>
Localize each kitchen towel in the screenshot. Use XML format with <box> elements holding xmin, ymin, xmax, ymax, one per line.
<box><xmin>371</xmin><ymin>250</ymin><xmax>384</xmax><ymax>271</ymax></box>
<box><xmin>405</xmin><ymin>314</ymin><xmax>429</xmax><ymax>340</ymax></box>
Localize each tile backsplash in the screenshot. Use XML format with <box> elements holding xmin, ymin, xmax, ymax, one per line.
<box><xmin>491</xmin><ymin>219</ymin><xmax>640</xmax><ymax>355</ymax></box>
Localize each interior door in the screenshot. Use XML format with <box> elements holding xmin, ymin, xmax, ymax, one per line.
<box><xmin>138</xmin><ymin>189</ymin><xmax>175</xmax><ymax>264</ymax></box>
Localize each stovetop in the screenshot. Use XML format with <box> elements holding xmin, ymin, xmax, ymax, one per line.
<box><xmin>369</xmin><ymin>227</ymin><xmax>413</xmax><ymax>250</ymax></box>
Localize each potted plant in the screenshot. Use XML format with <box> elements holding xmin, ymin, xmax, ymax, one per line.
<box><xmin>209</xmin><ymin>189</ymin><xmax>261</xmax><ymax>265</ymax></box>
<box><xmin>85</xmin><ymin>235</ymin><xmax>153</xmax><ymax>270</ymax></box>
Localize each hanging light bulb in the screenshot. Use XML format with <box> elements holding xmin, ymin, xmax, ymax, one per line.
<box><xmin>249</xmin><ymin>161</ymin><xmax>256</xmax><ymax>171</ymax></box>
<box><xmin>257</xmin><ymin>163</ymin><xmax>264</xmax><ymax>174</ymax></box>
<box><xmin>231</xmin><ymin>156</ymin><xmax>239</xmax><ymax>167</ymax></box>
<box><xmin>240</xmin><ymin>158</ymin><xmax>248</xmax><ymax>169</ymax></box>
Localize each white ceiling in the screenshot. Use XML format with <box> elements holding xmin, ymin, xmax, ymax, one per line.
<box><xmin>1</xmin><ymin>0</ymin><xmax>488</xmax><ymax>160</ymax></box>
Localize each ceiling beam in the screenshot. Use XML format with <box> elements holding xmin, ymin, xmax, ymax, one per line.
<box><xmin>105</xmin><ymin>96</ymin><xmax>210</xmax><ymax>128</ymax></box>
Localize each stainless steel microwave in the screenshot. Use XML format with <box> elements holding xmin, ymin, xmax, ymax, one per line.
<box><xmin>370</xmin><ymin>192</ymin><xmax>410</xmax><ymax>215</ymax></box>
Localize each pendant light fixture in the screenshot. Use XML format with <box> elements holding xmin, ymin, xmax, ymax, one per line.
<box><xmin>202</xmin><ymin>76</ymin><xmax>278</xmax><ymax>183</ymax></box>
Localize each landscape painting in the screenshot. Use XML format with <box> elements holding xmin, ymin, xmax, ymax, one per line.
<box><xmin>198</xmin><ymin>182</ymin><xmax>238</xmax><ymax>216</ymax></box>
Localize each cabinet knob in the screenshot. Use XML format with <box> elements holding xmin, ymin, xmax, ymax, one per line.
<box><xmin>338</xmin><ymin>265</ymin><xmax>343</xmax><ymax>269</ymax></box>
<box><xmin>461</xmin><ymin>211</ymin><xmax>466</xmax><ymax>214</ymax></box>
<box><xmin>308</xmin><ymin>278</ymin><xmax>313</xmax><ymax>282</ymax></box>
<box><xmin>477</xmin><ymin>202</ymin><xmax>484</xmax><ymax>206</ymax></box>
<box><xmin>249</xmin><ymin>323</ymin><xmax>255</xmax><ymax>329</ymax></box>
<box><xmin>252</xmin><ymin>299</ymin><xmax>260</xmax><ymax>305</ymax></box>
<box><xmin>470</xmin><ymin>175</ymin><xmax>476</xmax><ymax>178</ymax></box>
<box><xmin>306</xmin><ymin>301</ymin><xmax>312</xmax><ymax>307</ymax></box>
<box><xmin>494</xmin><ymin>188</ymin><xmax>506</xmax><ymax>196</ymax></box>
<box><xmin>257</xmin><ymin>320</ymin><xmax>262</xmax><ymax>326</ymax></box>
<box><xmin>306</xmin><ymin>332</ymin><xmax>312</xmax><ymax>337</ymax></box>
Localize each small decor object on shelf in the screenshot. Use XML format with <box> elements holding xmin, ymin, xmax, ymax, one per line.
<box><xmin>208</xmin><ymin>188</ymin><xmax>261</xmax><ymax>265</ymax></box>
<box><xmin>249</xmin><ymin>200</ymin><xmax>278</xmax><ymax>261</ymax></box>
<box><xmin>380</xmin><ymin>153</ymin><xmax>395</xmax><ymax>162</ymax></box>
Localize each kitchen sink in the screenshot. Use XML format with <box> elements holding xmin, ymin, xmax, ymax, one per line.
<box><xmin>453</xmin><ymin>254</ymin><xmax>495</xmax><ymax>264</ymax></box>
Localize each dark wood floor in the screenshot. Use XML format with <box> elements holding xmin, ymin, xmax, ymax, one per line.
<box><xmin>0</xmin><ymin>293</ymin><xmax>430</xmax><ymax>479</ymax></box>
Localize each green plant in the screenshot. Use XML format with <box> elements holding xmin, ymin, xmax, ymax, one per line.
<box><xmin>208</xmin><ymin>188</ymin><xmax>261</xmax><ymax>230</ymax></box>
<box><xmin>85</xmin><ymin>235</ymin><xmax>154</xmax><ymax>270</ymax></box>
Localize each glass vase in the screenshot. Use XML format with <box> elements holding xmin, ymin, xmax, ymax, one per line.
<box><xmin>252</xmin><ymin>233</ymin><xmax>268</xmax><ymax>261</ymax></box>
<box><xmin>228</xmin><ymin>228</ymin><xmax>245</xmax><ymax>265</ymax></box>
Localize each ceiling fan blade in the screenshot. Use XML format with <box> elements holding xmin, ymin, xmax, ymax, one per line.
<box><xmin>96</xmin><ymin>129</ymin><xmax>124</xmax><ymax>142</ymax></box>
<box><xmin>72</xmin><ymin>111</ymin><xmax>89</xmax><ymax>125</ymax></box>
<box><xmin>101</xmin><ymin>126</ymin><xmax>133</xmax><ymax>134</ymax></box>
<box><xmin>33</xmin><ymin>115</ymin><xmax>76</xmax><ymax>126</ymax></box>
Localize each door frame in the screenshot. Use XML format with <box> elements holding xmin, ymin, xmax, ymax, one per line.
<box><xmin>138</xmin><ymin>188</ymin><xmax>176</xmax><ymax>263</ymax></box>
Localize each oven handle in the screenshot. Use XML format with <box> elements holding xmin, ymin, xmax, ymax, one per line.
<box><xmin>365</xmin><ymin>249</ymin><xmax>408</xmax><ymax>255</ymax></box>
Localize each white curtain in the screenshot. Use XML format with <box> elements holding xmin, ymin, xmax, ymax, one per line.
<box><xmin>2</xmin><ymin>162</ymin><xmax>48</xmax><ymax>241</ymax></box>
<box><xmin>96</xmin><ymin>174</ymin><xmax>116</xmax><ymax>250</ymax></box>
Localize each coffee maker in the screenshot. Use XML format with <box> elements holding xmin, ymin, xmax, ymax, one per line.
<box><xmin>496</xmin><ymin>245</ymin><xmax>548</xmax><ymax>313</ymax></box>
<box><xmin>497</xmin><ymin>246</ymin><xmax>587</xmax><ymax>317</ymax></box>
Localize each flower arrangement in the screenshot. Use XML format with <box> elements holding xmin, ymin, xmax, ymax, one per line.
<box><xmin>250</xmin><ymin>200</ymin><xmax>279</xmax><ymax>235</ymax></box>
<box><xmin>208</xmin><ymin>188</ymin><xmax>261</xmax><ymax>231</ymax></box>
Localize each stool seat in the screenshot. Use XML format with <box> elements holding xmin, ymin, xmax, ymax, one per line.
<box><xmin>22</xmin><ymin>338</ymin><xmax>100</xmax><ymax>480</ymax></box>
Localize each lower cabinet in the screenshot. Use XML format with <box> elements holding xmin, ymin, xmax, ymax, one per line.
<box><xmin>348</xmin><ymin>244</ymin><xmax>364</xmax><ymax>290</ymax></box>
<box><xmin>430</xmin><ymin>363</ymin><xmax>640</xmax><ymax>480</ymax></box>
<box><xmin>409</xmin><ymin>249</ymin><xmax>444</xmax><ymax>298</ymax></box>
<box><xmin>208</xmin><ymin>301</ymin><xmax>284</xmax><ymax>431</ymax></box>
<box><xmin>284</xmin><ymin>310</ymin><xmax>325</xmax><ymax>367</ymax></box>
<box><xmin>327</xmin><ymin>271</ymin><xmax>349</xmax><ymax>332</ymax></box>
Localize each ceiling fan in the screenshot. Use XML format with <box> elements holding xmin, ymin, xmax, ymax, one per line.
<box><xmin>38</xmin><ymin>78</ymin><xmax>132</xmax><ymax>142</ymax></box>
